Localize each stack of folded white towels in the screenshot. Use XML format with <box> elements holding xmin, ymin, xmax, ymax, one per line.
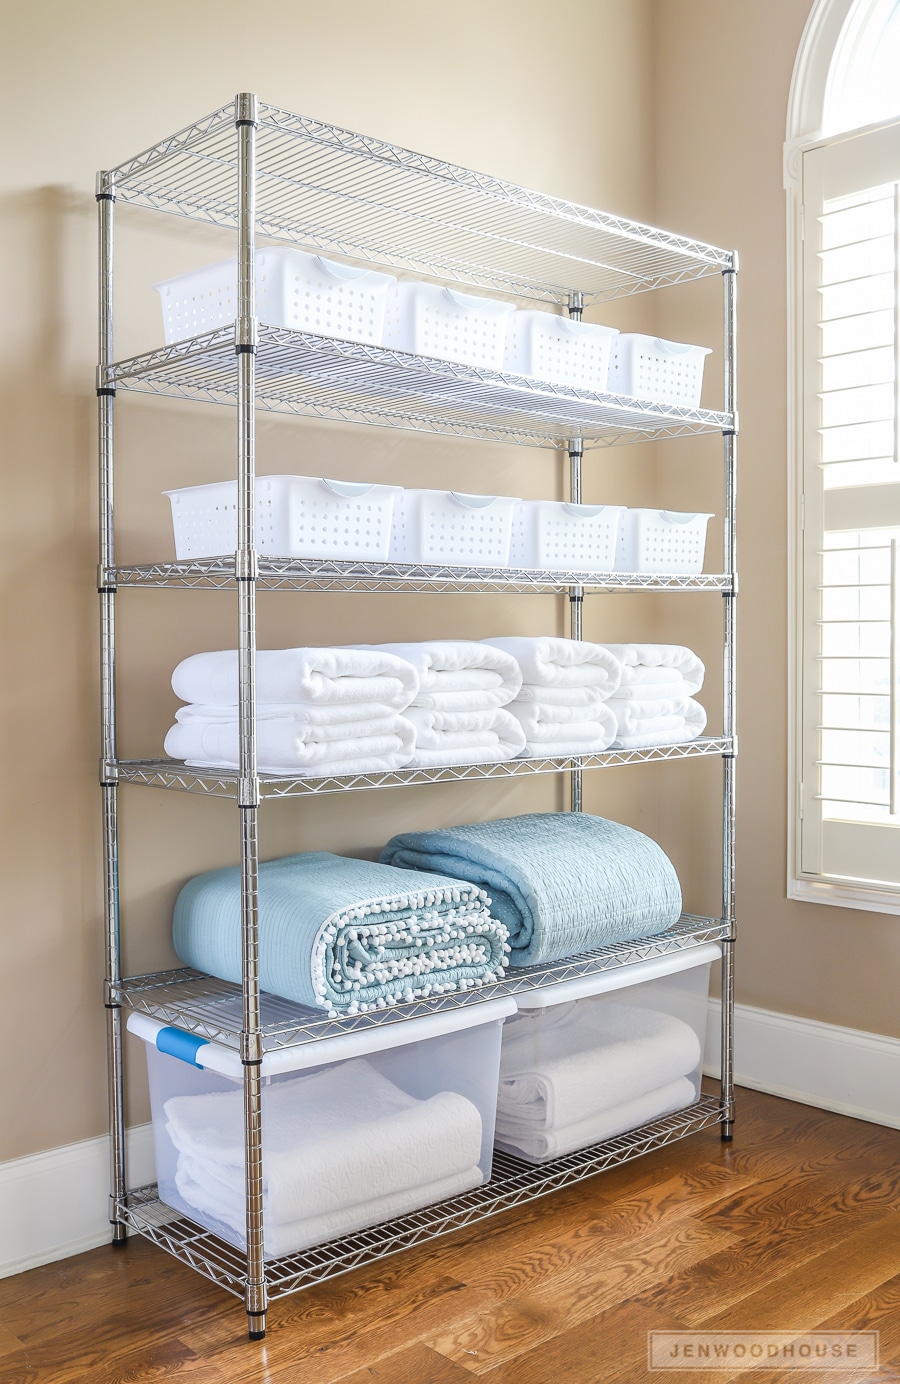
<box><xmin>164</xmin><ymin>647</ymin><xmax>419</xmax><ymax>776</ymax></box>
<box><xmin>601</xmin><ymin>644</ymin><xmax>707</xmax><ymax>750</ymax></box>
<box><xmin>482</xmin><ymin>637</ymin><xmax>620</xmax><ymax>757</ymax></box>
<box><xmin>356</xmin><ymin>641</ymin><xmax>526</xmax><ymax>768</ymax></box>
<box><xmin>495</xmin><ymin>998</ymin><xmax>701</xmax><ymax>1162</ymax></box>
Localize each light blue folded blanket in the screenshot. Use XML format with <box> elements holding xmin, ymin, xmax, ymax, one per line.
<box><xmin>380</xmin><ymin>814</ymin><xmax>682</xmax><ymax>967</ymax></box>
<box><xmin>173</xmin><ymin>852</ymin><xmax>509</xmax><ymax>1014</ymax></box>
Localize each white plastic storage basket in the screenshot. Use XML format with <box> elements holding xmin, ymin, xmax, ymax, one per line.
<box><xmin>381</xmin><ymin>282</ymin><xmax>516</xmax><ymax>369</ymax></box>
<box><xmin>390</xmin><ymin>488</ymin><xmax>520</xmax><ymax>567</ymax></box>
<box><xmin>607</xmin><ymin>333</ymin><xmax>712</xmax><ymax>408</ymax></box>
<box><xmin>494</xmin><ymin>944</ymin><xmax>719</xmax><ymax>1164</ymax></box>
<box><xmin>164</xmin><ymin>476</ymin><xmax>401</xmax><ymax>562</ymax></box>
<box><xmin>509</xmin><ymin>501</ymin><xmax>625</xmax><ymax>572</ymax></box>
<box><xmin>503</xmin><ymin>311</ymin><xmax>618</xmax><ymax>391</ymax></box>
<box><xmin>128</xmin><ymin>997</ymin><xmax>514</xmax><ymax>1259</ymax></box>
<box><xmin>154</xmin><ymin>247</ymin><xmax>395</xmax><ymax>346</ymax></box>
<box><xmin>615</xmin><ymin>508</ymin><xmax>713</xmax><ymax>575</ymax></box>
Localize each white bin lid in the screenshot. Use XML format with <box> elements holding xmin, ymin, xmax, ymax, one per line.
<box><xmin>127</xmin><ymin>995</ymin><xmax>515</xmax><ymax>1081</ymax></box>
<box><xmin>513</xmin><ymin>941</ymin><xmax>722</xmax><ymax>1012</ymax></box>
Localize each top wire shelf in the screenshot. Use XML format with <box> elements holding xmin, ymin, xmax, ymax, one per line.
<box><xmin>104</xmin><ymin>97</ymin><xmax>734</xmax><ymax>305</ymax></box>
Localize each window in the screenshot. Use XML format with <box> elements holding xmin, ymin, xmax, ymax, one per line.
<box><xmin>789</xmin><ymin>0</ymin><xmax>900</xmax><ymax>907</ymax></box>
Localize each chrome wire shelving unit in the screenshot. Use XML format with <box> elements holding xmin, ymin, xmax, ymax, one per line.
<box><xmin>98</xmin><ymin>94</ymin><xmax>738</xmax><ymax>1339</ymax></box>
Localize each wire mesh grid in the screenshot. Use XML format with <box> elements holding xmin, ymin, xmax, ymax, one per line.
<box><xmin>106</xmin><ymin>100</ymin><xmax>732</xmax><ymax>305</ymax></box>
<box><xmin>111</xmin><ymin>556</ymin><xmax>733</xmax><ymax>594</ymax></box>
<box><xmin>104</xmin><ymin>327</ymin><xmax>733</xmax><ymax>450</ymax></box>
<box><xmin>111</xmin><ymin>736</ymin><xmax>732</xmax><ymax>799</ymax></box>
<box><xmin>116</xmin><ymin>914</ymin><xmax>727</xmax><ymax>1050</ymax></box>
<box><xmin>117</xmin><ymin>1093</ymin><xmax>724</xmax><ymax>1300</ymax></box>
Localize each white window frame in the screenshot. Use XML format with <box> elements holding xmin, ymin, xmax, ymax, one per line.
<box><xmin>787</xmin><ymin>0</ymin><xmax>900</xmax><ymax>912</ymax></box>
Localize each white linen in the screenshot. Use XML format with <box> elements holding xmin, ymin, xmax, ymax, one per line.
<box><xmin>598</xmin><ymin>644</ymin><xmax>704</xmax><ymax>696</ymax></box>
<box><xmin>357</xmin><ymin>641</ymin><xmax>522</xmax><ymax>711</ymax></box>
<box><xmin>171</xmin><ymin>647</ymin><xmax>420</xmax><ymax>710</ymax></box>
<box><xmin>405</xmin><ymin>706</ymin><xmax>526</xmax><ymax>767</ymax></box>
<box><xmin>495</xmin><ymin>1076</ymin><xmax>696</xmax><ymax>1161</ymax></box>
<box><xmin>506</xmin><ymin>700</ymin><xmax>617</xmax><ymax>755</ymax></box>
<box><xmin>164</xmin><ymin>712</ymin><xmax>416</xmax><ymax>775</ymax></box>
<box><xmin>164</xmin><ymin>1058</ymin><xmax>484</xmax><ymax>1249</ymax></box>
<box><xmin>610</xmin><ymin>698</ymin><xmax>707</xmax><ymax>749</ymax></box>
<box><xmin>498</xmin><ymin>1001</ymin><xmax>702</xmax><ymax>1129</ymax></box>
<box><xmin>482</xmin><ymin>637</ymin><xmax>622</xmax><ymax>696</ymax></box>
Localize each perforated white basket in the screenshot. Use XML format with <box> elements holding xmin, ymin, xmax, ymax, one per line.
<box><xmin>503</xmin><ymin>312</ymin><xmax>618</xmax><ymax>391</ymax></box>
<box><xmin>154</xmin><ymin>248</ymin><xmax>396</xmax><ymax>346</ymax></box>
<box><xmin>607</xmin><ymin>334</ymin><xmax>712</xmax><ymax>408</ymax></box>
<box><xmin>381</xmin><ymin>282</ymin><xmax>516</xmax><ymax>369</ymax></box>
<box><xmin>164</xmin><ymin>476</ymin><xmax>401</xmax><ymax>561</ymax></box>
<box><xmin>509</xmin><ymin>501</ymin><xmax>625</xmax><ymax>571</ymax></box>
<box><xmin>390</xmin><ymin>489</ymin><xmax>520</xmax><ymax>566</ymax></box>
<box><xmin>615</xmin><ymin>509</ymin><xmax>714</xmax><ymax>574</ymax></box>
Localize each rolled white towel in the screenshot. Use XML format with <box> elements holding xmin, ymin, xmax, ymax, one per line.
<box><xmin>482</xmin><ymin>637</ymin><xmax>622</xmax><ymax>696</ymax></box>
<box><xmin>507</xmin><ymin>699</ymin><xmax>617</xmax><ymax>756</ymax></box>
<box><xmin>405</xmin><ymin>706</ymin><xmax>526</xmax><ymax>767</ymax></box>
<box><xmin>495</xmin><ymin>1076</ymin><xmax>697</xmax><ymax>1161</ymax></box>
<box><xmin>610</xmin><ymin>697</ymin><xmax>707</xmax><ymax>749</ymax></box>
<box><xmin>356</xmin><ymin>641</ymin><xmax>522</xmax><ymax>711</ymax></box>
<box><xmin>164</xmin><ymin>712</ymin><xmax>416</xmax><ymax>775</ymax></box>
<box><xmin>598</xmin><ymin>644</ymin><xmax>704</xmax><ymax>697</ymax></box>
<box><xmin>172</xmin><ymin>647</ymin><xmax>420</xmax><ymax>710</ymax></box>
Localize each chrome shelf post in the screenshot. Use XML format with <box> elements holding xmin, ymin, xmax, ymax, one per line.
<box><xmin>721</xmin><ymin>254</ymin><xmax>738</xmax><ymax>1142</ymax></box>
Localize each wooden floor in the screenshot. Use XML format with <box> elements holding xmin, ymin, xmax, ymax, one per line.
<box><xmin>1</xmin><ymin>1087</ymin><xmax>899</xmax><ymax>1384</ymax></box>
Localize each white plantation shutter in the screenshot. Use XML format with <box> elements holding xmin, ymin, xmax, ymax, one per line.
<box><xmin>800</xmin><ymin>121</ymin><xmax>900</xmax><ymax>889</ymax></box>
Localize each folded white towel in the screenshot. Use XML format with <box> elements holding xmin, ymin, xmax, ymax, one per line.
<box><xmin>164</xmin><ymin>713</ymin><xmax>416</xmax><ymax>775</ymax></box>
<box><xmin>357</xmin><ymin>641</ymin><xmax>522</xmax><ymax>711</ymax></box>
<box><xmin>498</xmin><ymin>1000</ymin><xmax>701</xmax><ymax>1129</ymax></box>
<box><xmin>495</xmin><ymin>1076</ymin><xmax>696</xmax><ymax>1161</ymax></box>
<box><xmin>174</xmin><ymin>702</ymin><xmax>403</xmax><ymax>738</ymax></box>
<box><xmin>598</xmin><ymin>644</ymin><xmax>704</xmax><ymax>697</ymax></box>
<box><xmin>173</xmin><ymin>1161</ymin><xmax>482</xmax><ymax>1257</ymax></box>
<box><xmin>172</xmin><ymin>647</ymin><xmax>420</xmax><ymax>710</ymax></box>
<box><xmin>482</xmin><ymin>637</ymin><xmax>622</xmax><ymax>696</ymax></box>
<box><xmin>609</xmin><ymin>681</ymin><xmax>691</xmax><ymax>703</ymax></box>
<box><xmin>405</xmin><ymin>707</ymin><xmax>526</xmax><ymax>767</ymax></box>
<box><xmin>610</xmin><ymin>698</ymin><xmax>707</xmax><ymax>749</ymax></box>
<box><xmin>512</xmin><ymin>686</ymin><xmax>615</xmax><ymax>709</ymax></box>
<box><xmin>164</xmin><ymin>1058</ymin><xmax>483</xmax><ymax>1232</ymax></box>
<box><xmin>507</xmin><ymin>700</ymin><xmax>617</xmax><ymax>755</ymax></box>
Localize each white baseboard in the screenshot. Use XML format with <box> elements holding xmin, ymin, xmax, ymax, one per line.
<box><xmin>0</xmin><ymin>1122</ymin><xmax>155</xmax><ymax>1280</ymax></box>
<box><xmin>2</xmin><ymin>1003</ymin><xmax>899</xmax><ymax>1282</ymax></box>
<box><xmin>705</xmin><ymin>1000</ymin><xmax>900</xmax><ymax>1129</ymax></box>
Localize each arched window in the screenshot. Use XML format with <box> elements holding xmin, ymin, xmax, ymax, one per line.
<box><xmin>788</xmin><ymin>0</ymin><xmax>900</xmax><ymax>910</ymax></box>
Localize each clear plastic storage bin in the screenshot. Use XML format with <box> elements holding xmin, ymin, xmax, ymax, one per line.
<box><xmin>128</xmin><ymin>996</ymin><xmax>514</xmax><ymax>1258</ymax></box>
<box><xmin>494</xmin><ymin>944</ymin><xmax>719</xmax><ymax>1163</ymax></box>
<box><xmin>615</xmin><ymin>508</ymin><xmax>713</xmax><ymax>575</ymax></box>
<box><xmin>164</xmin><ymin>475</ymin><xmax>401</xmax><ymax>562</ymax></box>
<box><xmin>154</xmin><ymin>247</ymin><xmax>395</xmax><ymax>346</ymax></box>
<box><xmin>509</xmin><ymin>501</ymin><xmax>625</xmax><ymax>571</ymax></box>
<box><xmin>390</xmin><ymin>488</ymin><xmax>520</xmax><ymax>567</ymax></box>
<box><xmin>503</xmin><ymin>311</ymin><xmax>618</xmax><ymax>391</ymax></box>
<box><xmin>381</xmin><ymin>282</ymin><xmax>515</xmax><ymax>369</ymax></box>
<box><xmin>607</xmin><ymin>333</ymin><xmax>712</xmax><ymax>408</ymax></box>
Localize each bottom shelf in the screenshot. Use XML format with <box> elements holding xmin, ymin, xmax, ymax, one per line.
<box><xmin>117</xmin><ymin>1093</ymin><xmax>725</xmax><ymax>1302</ymax></box>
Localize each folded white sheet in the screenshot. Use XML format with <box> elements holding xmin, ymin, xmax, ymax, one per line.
<box><xmin>498</xmin><ymin>1000</ymin><xmax>701</xmax><ymax>1129</ymax></box>
<box><xmin>356</xmin><ymin>641</ymin><xmax>522</xmax><ymax>711</ymax></box>
<box><xmin>173</xmin><ymin>1161</ymin><xmax>483</xmax><ymax>1257</ymax></box>
<box><xmin>164</xmin><ymin>713</ymin><xmax>416</xmax><ymax>775</ymax></box>
<box><xmin>495</xmin><ymin>1076</ymin><xmax>696</xmax><ymax>1161</ymax></box>
<box><xmin>171</xmin><ymin>648</ymin><xmax>420</xmax><ymax>710</ymax></box>
<box><xmin>598</xmin><ymin>644</ymin><xmax>704</xmax><ymax>697</ymax></box>
<box><xmin>482</xmin><ymin>637</ymin><xmax>622</xmax><ymax>696</ymax></box>
<box><xmin>164</xmin><ymin>1058</ymin><xmax>483</xmax><ymax>1231</ymax></box>
<box><xmin>610</xmin><ymin>698</ymin><xmax>707</xmax><ymax>749</ymax></box>
<box><xmin>405</xmin><ymin>706</ymin><xmax>526</xmax><ymax>767</ymax></box>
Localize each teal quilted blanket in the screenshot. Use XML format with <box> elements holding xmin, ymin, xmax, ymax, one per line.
<box><xmin>173</xmin><ymin>852</ymin><xmax>509</xmax><ymax>1014</ymax></box>
<box><xmin>380</xmin><ymin>813</ymin><xmax>682</xmax><ymax>967</ymax></box>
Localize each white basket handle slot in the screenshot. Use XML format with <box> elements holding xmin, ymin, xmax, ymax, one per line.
<box><xmin>561</xmin><ymin>503</ymin><xmax>606</xmax><ymax>518</ymax></box>
<box><xmin>441</xmin><ymin>287</ymin><xmax>514</xmax><ymax>316</ymax></box>
<box><xmin>450</xmin><ymin>492</ymin><xmax>500</xmax><ymax>510</ymax></box>
<box><xmin>315</xmin><ymin>256</ymin><xmax>382</xmax><ymax>283</ymax></box>
<box><xmin>652</xmin><ymin>338</ymin><xmax>712</xmax><ymax>356</ymax></box>
<box><xmin>321</xmin><ymin>478</ymin><xmax>377</xmax><ymax>498</ymax></box>
<box><xmin>660</xmin><ymin>511</ymin><xmax>714</xmax><ymax>524</ymax></box>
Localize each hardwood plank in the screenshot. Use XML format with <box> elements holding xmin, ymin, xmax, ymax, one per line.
<box><xmin>300</xmin><ymin>1343</ymin><xmax>471</xmax><ymax>1384</ymax></box>
<box><xmin>426</xmin><ymin>1219</ymin><xmax>738</xmax><ymax>1373</ymax></box>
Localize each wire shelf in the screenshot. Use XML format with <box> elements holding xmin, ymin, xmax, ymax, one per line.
<box><xmin>104</xmin><ymin>326</ymin><xmax>734</xmax><ymax>450</ymax></box>
<box><xmin>112</xmin><ymin>736</ymin><xmax>732</xmax><ymax>799</ymax></box>
<box><xmin>117</xmin><ymin>1094</ymin><xmax>724</xmax><ymax>1300</ymax></box>
<box><xmin>117</xmin><ymin>914</ymin><xmax>727</xmax><ymax>1051</ymax></box>
<box><xmin>105</xmin><ymin>100</ymin><xmax>733</xmax><ymax>306</ymax></box>
<box><xmin>111</xmin><ymin>556</ymin><xmax>733</xmax><ymax>594</ymax></box>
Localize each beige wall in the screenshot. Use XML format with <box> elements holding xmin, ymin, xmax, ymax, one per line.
<box><xmin>0</xmin><ymin>0</ymin><xmax>662</xmax><ymax>1161</ymax></box>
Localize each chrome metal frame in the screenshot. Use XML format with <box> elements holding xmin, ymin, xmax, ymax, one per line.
<box><xmin>99</xmin><ymin>92</ymin><xmax>738</xmax><ymax>1338</ymax></box>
